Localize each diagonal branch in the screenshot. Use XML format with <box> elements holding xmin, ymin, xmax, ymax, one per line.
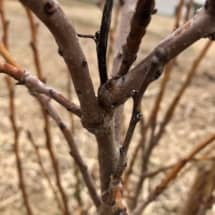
<box><xmin>99</xmin><ymin>2</ymin><xmax>215</xmax><ymax>109</ymax></box>
<box><xmin>118</xmin><ymin>0</ymin><xmax>155</xmax><ymax>76</ymax></box>
<box><xmin>152</xmin><ymin>39</ymin><xmax>213</xmax><ymax>148</ymax></box>
<box><xmin>0</xmin><ymin>61</ymin><xmax>101</xmax><ymax>209</ymax></box>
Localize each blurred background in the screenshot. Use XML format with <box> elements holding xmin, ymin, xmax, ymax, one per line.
<box><xmin>0</xmin><ymin>0</ymin><xmax>214</xmax><ymax>215</ymax></box>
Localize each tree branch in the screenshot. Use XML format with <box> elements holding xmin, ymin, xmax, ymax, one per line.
<box><xmin>26</xmin><ymin>130</ymin><xmax>64</xmax><ymax>213</ymax></box>
<box><xmin>0</xmin><ymin>62</ymin><xmax>101</xmax><ymax>208</ymax></box>
<box><xmin>99</xmin><ymin>3</ymin><xmax>215</xmax><ymax>108</ymax></box>
<box><xmin>19</xmin><ymin>0</ymin><xmax>102</xmax><ymax>129</ymax></box>
<box><xmin>97</xmin><ymin>0</ymin><xmax>114</xmax><ymax>84</ymax></box>
<box><xmin>0</xmin><ymin>2</ymin><xmax>33</xmax><ymax>215</ymax></box>
<box><xmin>0</xmin><ymin>51</ymin><xmax>81</xmax><ymax>117</ymax></box>
<box><xmin>132</xmin><ymin>133</ymin><xmax>215</xmax><ymax>215</ymax></box>
<box><xmin>118</xmin><ymin>0</ymin><xmax>155</xmax><ymax>76</ymax></box>
<box><xmin>36</xmin><ymin>94</ymin><xmax>101</xmax><ymax>208</ymax></box>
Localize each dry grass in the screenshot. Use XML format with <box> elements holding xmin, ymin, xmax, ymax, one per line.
<box><xmin>0</xmin><ymin>1</ymin><xmax>214</xmax><ymax>214</ymax></box>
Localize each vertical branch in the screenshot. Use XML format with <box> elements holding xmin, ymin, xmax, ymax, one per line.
<box><xmin>0</xmin><ymin>1</ymin><xmax>33</xmax><ymax>215</ymax></box>
<box><xmin>118</xmin><ymin>0</ymin><xmax>155</xmax><ymax>76</ymax></box>
<box><xmin>111</xmin><ymin>0</ymin><xmax>138</xmax><ymax>76</ymax></box>
<box><xmin>132</xmin><ymin>133</ymin><xmax>215</xmax><ymax>215</ymax></box>
<box><xmin>123</xmin><ymin>118</ymin><xmax>145</xmax><ymax>187</ymax></box>
<box><xmin>0</xmin><ymin>0</ymin><xmax>8</xmax><ymax>46</ymax></box>
<box><xmin>153</xmin><ymin>40</ymin><xmax>213</xmax><ymax>147</ymax></box>
<box><xmin>24</xmin><ymin>8</ymin><xmax>70</xmax><ymax>215</ymax></box>
<box><xmin>126</xmin><ymin>1</ymin><xmax>202</xmax><ymax>201</ymax></box>
<box><xmin>130</xmin><ymin>39</ymin><xmax>213</xmax><ymax>210</ymax></box>
<box><xmin>97</xmin><ymin>0</ymin><xmax>114</xmax><ymax>84</ymax></box>
<box><xmin>112</xmin><ymin>92</ymin><xmax>142</xmax><ymax>186</ymax></box>
<box><xmin>5</xmin><ymin>78</ymin><xmax>34</xmax><ymax>215</ymax></box>
<box><xmin>129</xmin><ymin>63</ymin><xmax>172</xmax><ymax>208</ymax></box>
<box><xmin>36</xmin><ymin>95</ymin><xmax>101</xmax><ymax>208</ymax></box>
<box><xmin>174</xmin><ymin>0</ymin><xmax>185</xmax><ymax>29</ymax></box>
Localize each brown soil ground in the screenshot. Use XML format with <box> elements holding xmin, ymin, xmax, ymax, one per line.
<box><xmin>0</xmin><ymin>1</ymin><xmax>214</xmax><ymax>215</ymax></box>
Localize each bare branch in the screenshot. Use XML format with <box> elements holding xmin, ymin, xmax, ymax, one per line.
<box><xmin>184</xmin><ymin>0</ymin><xmax>194</xmax><ymax>22</ymax></box>
<box><xmin>110</xmin><ymin>0</ymin><xmax>138</xmax><ymax>148</ymax></box>
<box><xmin>99</xmin><ymin>3</ymin><xmax>215</xmax><ymax>108</ymax></box>
<box><xmin>24</xmin><ymin>9</ymin><xmax>72</xmax><ymax>215</ymax></box>
<box><xmin>0</xmin><ymin>45</ymin><xmax>81</xmax><ymax>117</ymax></box>
<box><xmin>153</xmin><ymin>39</ymin><xmax>213</xmax><ymax>148</ymax></box>
<box><xmin>26</xmin><ymin>131</ymin><xmax>64</xmax><ymax>213</ymax></box>
<box><xmin>118</xmin><ymin>0</ymin><xmax>155</xmax><ymax>76</ymax></box>
<box><xmin>130</xmin><ymin>39</ymin><xmax>213</xmax><ymax>209</ymax></box>
<box><xmin>19</xmin><ymin>0</ymin><xmax>101</xmax><ymax>128</ymax></box>
<box><xmin>132</xmin><ymin>133</ymin><xmax>215</xmax><ymax>215</ymax></box>
<box><xmin>0</xmin><ymin>59</ymin><xmax>101</xmax><ymax>207</ymax></box>
<box><xmin>37</xmin><ymin>94</ymin><xmax>101</xmax><ymax>208</ymax></box>
<box><xmin>77</xmin><ymin>33</ymin><xmax>96</xmax><ymax>41</ymax></box>
<box><xmin>179</xmin><ymin>160</ymin><xmax>215</xmax><ymax>215</ymax></box>
<box><xmin>96</xmin><ymin>0</ymin><xmax>114</xmax><ymax>84</ymax></box>
<box><xmin>0</xmin><ymin>2</ymin><xmax>33</xmax><ymax>214</ymax></box>
<box><xmin>174</xmin><ymin>0</ymin><xmax>185</xmax><ymax>29</ymax></box>
<box><xmin>24</xmin><ymin>8</ymin><xmax>45</xmax><ymax>81</ymax></box>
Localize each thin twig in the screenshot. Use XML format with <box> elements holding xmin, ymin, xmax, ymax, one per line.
<box><xmin>99</xmin><ymin>1</ymin><xmax>215</xmax><ymax>108</ymax></box>
<box><xmin>0</xmin><ymin>2</ymin><xmax>33</xmax><ymax>215</ymax></box>
<box><xmin>24</xmin><ymin>8</ymin><xmax>70</xmax><ymax>214</ymax></box>
<box><xmin>20</xmin><ymin>0</ymin><xmax>101</xmax><ymax>128</ymax></box>
<box><xmin>184</xmin><ymin>0</ymin><xmax>194</xmax><ymax>23</ymax></box>
<box><xmin>26</xmin><ymin>131</ymin><xmax>64</xmax><ymax>213</ymax></box>
<box><xmin>107</xmin><ymin>1</ymin><xmax>121</xmax><ymax>66</ymax></box>
<box><xmin>0</xmin><ymin>59</ymin><xmax>101</xmax><ymax>209</ymax></box>
<box><xmin>125</xmin><ymin>0</ymin><xmax>193</xmax><ymax>198</ymax></box>
<box><xmin>25</xmin><ymin>8</ymin><xmax>44</xmax><ymax>81</ymax></box>
<box><xmin>174</xmin><ymin>0</ymin><xmax>185</xmax><ymax>29</ymax></box>
<box><xmin>153</xmin><ymin>40</ymin><xmax>213</xmax><ymax>149</ymax></box>
<box><xmin>77</xmin><ymin>33</ymin><xmax>96</xmax><ymax>41</ymax></box>
<box><xmin>118</xmin><ymin>0</ymin><xmax>155</xmax><ymax>76</ymax></box>
<box><xmin>37</xmin><ymin>94</ymin><xmax>101</xmax><ymax>208</ymax></box>
<box><xmin>0</xmin><ymin>42</ymin><xmax>81</xmax><ymax>117</ymax></box>
<box><xmin>132</xmin><ymin>133</ymin><xmax>215</xmax><ymax>215</ymax></box>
